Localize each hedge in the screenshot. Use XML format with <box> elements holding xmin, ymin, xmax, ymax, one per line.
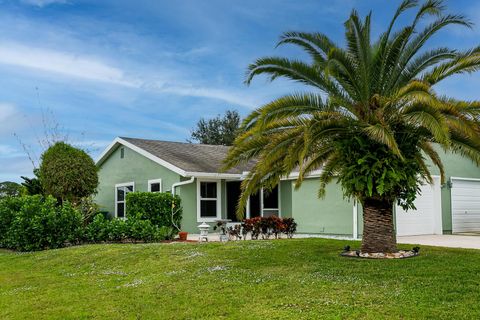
<box><xmin>126</xmin><ymin>192</ymin><xmax>182</xmax><ymax>229</ymax></box>
<box><xmin>0</xmin><ymin>193</ymin><xmax>181</xmax><ymax>251</ymax></box>
<box><xmin>0</xmin><ymin>195</ymin><xmax>83</xmax><ymax>251</ymax></box>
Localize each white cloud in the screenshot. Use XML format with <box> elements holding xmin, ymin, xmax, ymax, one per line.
<box><xmin>0</xmin><ymin>103</ymin><xmax>17</xmax><ymax>122</ymax></box>
<box><xmin>0</xmin><ymin>42</ymin><xmax>137</xmax><ymax>87</ymax></box>
<box><xmin>154</xmin><ymin>84</ymin><xmax>259</xmax><ymax>109</ymax></box>
<box><xmin>0</xmin><ymin>42</ymin><xmax>261</xmax><ymax>108</ymax></box>
<box><xmin>20</xmin><ymin>0</ymin><xmax>68</xmax><ymax>8</ymax></box>
<box><xmin>0</xmin><ymin>144</ymin><xmax>17</xmax><ymax>156</ymax></box>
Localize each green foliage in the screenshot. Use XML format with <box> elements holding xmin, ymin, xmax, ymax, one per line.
<box><xmin>0</xmin><ymin>181</ymin><xmax>23</xmax><ymax>199</ymax></box>
<box><xmin>126</xmin><ymin>192</ymin><xmax>182</xmax><ymax>229</ymax></box>
<box><xmin>335</xmin><ymin>133</ymin><xmax>422</xmax><ymax>210</ymax></box>
<box><xmin>20</xmin><ymin>168</ymin><xmax>44</xmax><ymax>196</ymax></box>
<box><xmin>190</xmin><ymin>110</ymin><xmax>240</xmax><ymax>145</ymax></box>
<box><xmin>39</xmin><ymin>142</ymin><xmax>98</xmax><ymax>203</ymax></box>
<box><xmin>224</xmin><ymin>1</ymin><xmax>480</xmax><ymax>218</ymax></box>
<box><xmin>84</xmin><ymin>214</ymin><xmax>175</xmax><ymax>243</ymax></box>
<box><xmin>0</xmin><ymin>195</ymin><xmax>83</xmax><ymax>251</ymax></box>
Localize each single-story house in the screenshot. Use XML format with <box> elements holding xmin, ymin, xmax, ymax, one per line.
<box><xmin>95</xmin><ymin>136</ymin><xmax>480</xmax><ymax>237</ymax></box>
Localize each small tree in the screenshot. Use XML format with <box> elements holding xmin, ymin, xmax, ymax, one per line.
<box><xmin>189</xmin><ymin>110</ymin><xmax>240</xmax><ymax>145</ymax></box>
<box><xmin>39</xmin><ymin>142</ymin><xmax>98</xmax><ymax>204</ymax></box>
<box><xmin>0</xmin><ymin>181</ymin><xmax>23</xmax><ymax>199</ymax></box>
<box><xmin>20</xmin><ymin>169</ymin><xmax>44</xmax><ymax>196</ymax></box>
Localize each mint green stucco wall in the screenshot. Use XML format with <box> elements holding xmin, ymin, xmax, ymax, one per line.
<box><xmin>292</xmin><ymin>179</ymin><xmax>353</xmax><ymax>235</ymax></box>
<box><xmin>175</xmin><ymin>178</ymin><xmax>198</xmax><ymax>233</ymax></box>
<box><xmin>96</xmin><ymin>145</ymin><xmax>182</xmax><ymax>214</ymax></box>
<box><xmin>280</xmin><ymin>180</ymin><xmax>292</xmax><ymax>218</ymax></box>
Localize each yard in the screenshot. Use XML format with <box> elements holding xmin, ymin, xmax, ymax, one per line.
<box><xmin>1</xmin><ymin>238</ymin><xmax>479</xmax><ymax>319</ymax></box>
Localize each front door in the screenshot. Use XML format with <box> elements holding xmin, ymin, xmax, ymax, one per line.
<box><xmin>226</xmin><ymin>181</ymin><xmax>243</xmax><ymax>222</ymax></box>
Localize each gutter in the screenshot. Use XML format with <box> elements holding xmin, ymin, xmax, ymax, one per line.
<box><xmin>172</xmin><ymin>176</ymin><xmax>195</xmax><ymax>196</ymax></box>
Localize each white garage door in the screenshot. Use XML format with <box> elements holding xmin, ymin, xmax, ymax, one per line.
<box><xmin>395</xmin><ymin>177</ymin><xmax>442</xmax><ymax>236</ymax></box>
<box><xmin>451</xmin><ymin>178</ymin><xmax>480</xmax><ymax>233</ymax></box>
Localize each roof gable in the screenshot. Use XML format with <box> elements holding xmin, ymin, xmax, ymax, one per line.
<box><xmin>96</xmin><ymin>137</ymin><xmax>254</xmax><ymax>178</ymax></box>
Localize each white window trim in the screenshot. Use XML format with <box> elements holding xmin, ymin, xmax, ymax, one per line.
<box><xmin>245</xmin><ymin>185</ymin><xmax>281</xmax><ymax>218</ymax></box>
<box><xmin>114</xmin><ymin>182</ymin><xmax>135</xmax><ymax>218</ymax></box>
<box><xmin>148</xmin><ymin>178</ymin><xmax>162</xmax><ymax>192</ymax></box>
<box><xmin>261</xmin><ymin>184</ymin><xmax>281</xmax><ymax>217</ymax></box>
<box><xmin>197</xmin><ymin>179</ymin><xmax>221</xmax><ymax>222</ymax></box>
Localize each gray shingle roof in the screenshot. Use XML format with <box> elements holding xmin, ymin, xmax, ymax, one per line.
<box><xmin>120</xmin><ymin>137</ymin><xmax>255</xmax><ymax>174</ymax></box>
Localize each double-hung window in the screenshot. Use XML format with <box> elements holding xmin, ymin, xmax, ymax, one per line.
<box><xmin>197</xmin><ymin>180</ymin><xmax>221</xmax><ymax>221</ymax></box>
<box><xmin>115</xmin><ymin>182</ymin><xmax>134</xmax><ymax>218</ymax></box>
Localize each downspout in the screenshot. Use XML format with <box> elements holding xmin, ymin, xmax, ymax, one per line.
<box><xmin>171</xmin><ymin>176</ymin><xmax>195</xmax><ymax>231</ymax></box>
<box><xmin>353</xmin><ymin>200</ymin><xmax>358</xmax><ymax>240</ymax></box>
<box><xmin>172</xmin><ymin>176</ymin><xmax>195</xmax><ymax>196</ymax></box>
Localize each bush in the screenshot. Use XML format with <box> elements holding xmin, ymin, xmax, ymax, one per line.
<box><xmin>240</xmin><ymin>216</ymin><xmax>297</xmax><ymax>240</ymax></box>
<box><xmin>39</xmin><ymin>142</ymin><xmax>98</xmax><ymax>204</ymax></box>
<box><xmin>84</xmin><ymin>214</ymin><xmax>176</xmax><ymax>243</ymax></box>
<box><xmin>0</xmin><ymin>195</ymin><xmax>83</xmax><ymax>251</ymax></box>
<box><xmin>126</xmin><ymin>192</ymin><xmax>182</xmax><ymax>229</ymax></box>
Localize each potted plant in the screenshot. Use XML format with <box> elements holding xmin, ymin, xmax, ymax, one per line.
<box><xmin>178</xmin><ymin>231</ymin><xmax>188</xmax><ymax>241</ymax></box>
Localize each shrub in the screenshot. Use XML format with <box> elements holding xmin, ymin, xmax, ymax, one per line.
<box><xmin>282</xmin><ymin>218</ymin><xmax>297</xmax><ymax>239</ymax></box>
<box><xmin>0</xmin><ymin>195</ymin><xmax>83</xmax><ymax>251</ymax></box>
<box><xmin>84</xmin><ymin>214</ymin><xmax>176</xmax><ymax>244</ymax></box>
<box><xmin>38</xmin><ymin>142</ymin><xmax>98</xmax><ymax>204</ymax></box>
<box><xmin>126</xmin><ymin>192</ymin><xmax>182</xmax><ymax>229</ymax></box>
<box><xmin>240</xmin><ymin>216</ymin><xmax>297</xmax><ymax>240</ymax></box>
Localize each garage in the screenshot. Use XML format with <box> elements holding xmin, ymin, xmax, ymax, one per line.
<box><xmin>395</xmin><ymin>177</ymin><xmax>442</xmax><ymax>236</ymax></box>
<box><xmin>451</xmin><ymin>178</ymin><xmax>480</xmax><ymax>233</ymax></box>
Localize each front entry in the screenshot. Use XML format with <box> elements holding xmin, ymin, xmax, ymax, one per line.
<box><xmin>226</xmin><ymin>181</ymin><xmax>243</xmax><ymax>222</ymax></box>
<box><xmin>226</xmin><ymin>182</ymin><xmax>280</xmax><ymax>221</ymax></box>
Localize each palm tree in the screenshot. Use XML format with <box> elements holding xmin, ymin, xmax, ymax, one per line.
<box><xmin>224</xmin><ymin>0</ymin><xmax>480</xmax><ymax>253</ymax></box>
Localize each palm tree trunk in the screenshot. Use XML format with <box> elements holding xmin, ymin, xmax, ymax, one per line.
<box><xmin>361</xmin><ymin>197</ymin><xmax>397</xmax><ymax>253</ymax></box>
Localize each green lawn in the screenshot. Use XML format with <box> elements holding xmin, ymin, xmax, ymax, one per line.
<box><xmin>1</xmin><ymin>238</ymin><xmax>479</xmax><ymax>319</ymax></box>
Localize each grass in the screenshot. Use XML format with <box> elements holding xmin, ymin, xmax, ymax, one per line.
<box><xmin>1</xmin><ymin>238</ymin><xmax>480</xmax><ymax>319</ymax></box>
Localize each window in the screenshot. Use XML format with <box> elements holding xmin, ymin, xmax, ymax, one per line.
<box><xmin>262</xmin><ymin>185</ymin><xmax>279</xmax><ymax>217</ymax></box>
<box><xmin>115</xmin><ymin>182</ymin><xmax>134</xmax><ymax>218</ymax></box>
<box><xmin>197</xmin><ymin>180</ymin><xmax>221</xmax><ymax>221</ymax></box>
<box><xmin>120</xmin><ymin>147</ymin><xmax>125</xmax><ymax>159</ymax></box>
<box><xmin>148</xmin><ymin>179</ymin><xmax>162</xmax><ymax>193</ymax></box>
<box><xmin>246</xmin><ymin>185</ymin><xmax>280</xmax><ymax>218</ymax></box>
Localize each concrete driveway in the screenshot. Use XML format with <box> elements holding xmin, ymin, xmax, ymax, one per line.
<box><xmin>398</xmin><ymin>234</ymin><xmax>480</xmax><ymax>250</ymax></box>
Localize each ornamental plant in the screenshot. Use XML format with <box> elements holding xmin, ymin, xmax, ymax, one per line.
<box><xmin>39</xmin><ymin>142</ymin><xmax>98</xmax><ymax>204</ymax></box>
<box><xmin>224</xmin><ymin>0</ymin><xmax>480</xmax><ymax>253</ymax></box>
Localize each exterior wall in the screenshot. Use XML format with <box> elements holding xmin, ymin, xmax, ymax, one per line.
<box><xmin>175</xmin><ymin>178</ymin><xmax>198</xmax><ymax>233</ymax></box>
<box><xmin>292</xmin><ymin>178</ymin><xmax>353</xmax><ymax>236</ymax></box>
<box><xmin>280</xmin><ymin>180</ymin><xmax>292</xmax><ymax>218</ymax></box>
<box><xmin>431</xmin><ymin>150</ymin><xmax>480</xmax><ymax>233</ymax></box>
<box><xmin>95</xmin><ymin>145</ymin><xmax>182</xmax><ymax>215</ymax></box>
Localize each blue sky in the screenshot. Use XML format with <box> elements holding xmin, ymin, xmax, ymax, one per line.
<box><xmin>1</xmin><ymin>0</ymin><xmax>480</xmax><ymax>182</ymax></box>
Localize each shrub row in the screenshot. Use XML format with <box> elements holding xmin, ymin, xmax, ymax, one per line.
<box><xmin>0</xmin><ymin>196</ymin><xmax>83</xmax><ymax>251</ymax></box>
<box><xmin>224</xmin><ymin>216</ymin><xmax>298</xmax><ymax>240</ymax></box>
<box><xmin>0</xmin><ymin>193</ymin><xmax>181</xmax><ymax>251</ymax></box>
<box><xmin>84</xmin><ymin>214</ymin><xmax>176</xmax><ymax>243</ymax></box>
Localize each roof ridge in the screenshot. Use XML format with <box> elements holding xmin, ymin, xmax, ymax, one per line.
<box><xmin>119</xmin><ymin>136</ymin><xmax>231</xmax><ymax>148</ymax></box>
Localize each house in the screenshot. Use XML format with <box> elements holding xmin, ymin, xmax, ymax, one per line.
<box><xmin>95</xmin><ymin>137</ymin><xmax>480</xmax><ymax>237</ymax></box>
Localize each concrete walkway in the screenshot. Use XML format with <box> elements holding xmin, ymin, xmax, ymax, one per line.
<box><xmin>398</xmin><ymin>234</ymin><xmax>480</xmax><ymax>250</ymax></box>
